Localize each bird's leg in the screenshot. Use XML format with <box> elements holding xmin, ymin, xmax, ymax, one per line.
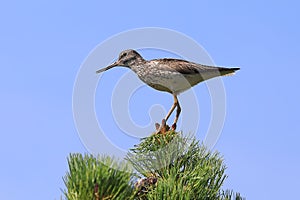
<box><xmin>165</xmin><ymin>94</ymin><xmax>178</xmax><ymax>122</ymax></box>
<box><xmin>171</xmin><ymin>96</ymin><xmax>181</xmax><ymax>130</ymax></box>
<box><xmin>155</xmin><ymin>94</ymin><xmax>178</xmax><ymax>134</ymax></box>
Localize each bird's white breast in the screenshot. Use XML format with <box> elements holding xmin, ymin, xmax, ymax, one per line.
<box><xmin>132</xmin><ymin>63</ymin><xmax>198</xmax><ymax>94</ymax></box>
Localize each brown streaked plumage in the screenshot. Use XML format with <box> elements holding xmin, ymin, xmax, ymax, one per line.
<box><xmin>96</xmin><ymin>49</ymin><xmax>239</xmax><ymax>133</ymax></box>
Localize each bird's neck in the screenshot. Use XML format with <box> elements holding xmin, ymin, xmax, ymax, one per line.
<box><xmin>127</xmin><ymin>57</ymin><xmax>146</xmax><ymax>69</ymax></box>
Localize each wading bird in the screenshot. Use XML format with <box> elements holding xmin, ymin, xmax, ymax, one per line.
<box><xmin>96</xmin><ymin>49</ymin><xmax>239</xmax><ymax>133</ymax></box>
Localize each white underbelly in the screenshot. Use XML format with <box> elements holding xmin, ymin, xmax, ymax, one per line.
<box><xmin>138</xmin><ymin>71</ymin><xmax>202</xmax><ymax>94</ymax></box>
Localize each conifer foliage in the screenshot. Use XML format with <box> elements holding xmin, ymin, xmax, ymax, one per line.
<box><xmin>63</xmin><ymin>131</ymin><xmax>244</xmax><ymax>199</ymax></box>
<box><xmin>63</xmin><ymin>154</ymin><xmax>133</xmax><ymax>200</ymax></box>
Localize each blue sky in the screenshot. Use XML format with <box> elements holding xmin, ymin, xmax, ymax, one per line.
<box><xmin>1</xmin><ymin>1</ymin><xmax>300</xmax><ymax>199</ymax></box>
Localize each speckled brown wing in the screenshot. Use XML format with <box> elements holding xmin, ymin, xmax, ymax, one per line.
<box><xmin>153</xmin><ymin>58</ymin><xmax>239</xmax><ymax>76</ymax></box>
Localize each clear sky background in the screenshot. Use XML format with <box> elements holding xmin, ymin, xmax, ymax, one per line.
<box><xmin>1</xmin><ymin>1</ymin><xmax>299</xmax><ymax>199</ymax></box>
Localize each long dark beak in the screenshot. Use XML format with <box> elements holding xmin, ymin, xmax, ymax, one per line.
<box><xmin>96</xmin><ymin>61</ymin><xmax>119</xmax><ymax>74</ymax></box>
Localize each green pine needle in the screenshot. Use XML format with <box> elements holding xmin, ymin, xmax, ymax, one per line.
<box><xmin>62</xmin><ymin>131</ymin><xmax>245</xmax><ymax>200</ymax></box>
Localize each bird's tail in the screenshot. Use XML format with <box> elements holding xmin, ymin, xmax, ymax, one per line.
<box><xmin>220</xmin><ymin>67</ymin><xmax>240</xmax><ymax>76</ymax></box>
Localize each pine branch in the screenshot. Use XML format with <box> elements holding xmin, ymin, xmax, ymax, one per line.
<box><xmin>127</xmin><ymin>131</ymin><xmax>244</xmax><ymax>200</ymax></box>
<box><xmin>62</xmin><ymin>154</ymin><xmax>133</xmax><ymax>200</ymax></box>
<box><xmin>62</xmin><ymin>131</ymin><xmax>245</xmax><ymax>199</ymax></box>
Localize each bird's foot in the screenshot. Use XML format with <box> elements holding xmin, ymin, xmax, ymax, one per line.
<box><xmin>171</xmin><ymin>123</ymin><xmax>177</xmax><ymax>131</ymax></box>
<box><xmin>155</xmin><ymin>123</ymin><xmax>160</xmax><ymax>131</ymax></box>
<box><xmin>155</xmin><ymin>119</ymin><xmax>170</xmax><ymax>134</ymax></box>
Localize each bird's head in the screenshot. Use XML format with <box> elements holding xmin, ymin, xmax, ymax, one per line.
<box><xmin>96</xmin><ymin>49</ymin><xmax>144</xmax><ymax>73</ymax></box>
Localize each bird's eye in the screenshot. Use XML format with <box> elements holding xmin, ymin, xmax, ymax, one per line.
<box><xmin>120</xmin><ymin>52</ymin><xmax>127</xmax><ymax>59</ymax></box>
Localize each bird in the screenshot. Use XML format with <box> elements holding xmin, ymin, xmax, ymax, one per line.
<box><xmin>96</xmin><ymin>49</ymin><xmax>239</xmax><ymax>133</ymax></box>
